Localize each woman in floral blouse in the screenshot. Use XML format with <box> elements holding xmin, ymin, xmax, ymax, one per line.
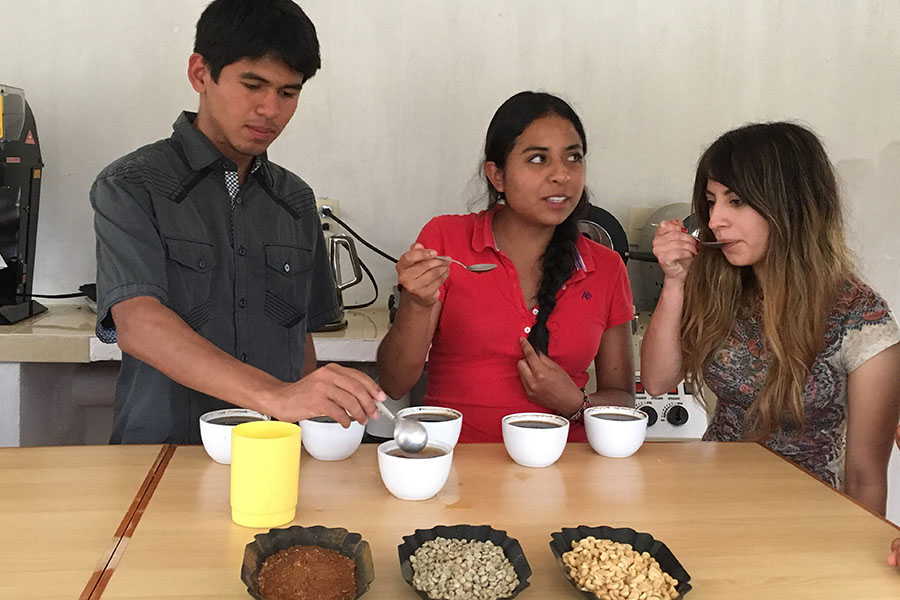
<box><xmin>641</xmin><ymin>122</ymin><xmax>900</xmax><ymax>516</ymax></box>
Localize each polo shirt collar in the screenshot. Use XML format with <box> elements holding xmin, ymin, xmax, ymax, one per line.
<box><xmin>473</xmin><ymin>204</ymin><xmax>595</xmax><ymax>274</ymax></box>
<box><xmin>172</xmin><ymin>111</ymin><xmax>272</xmax><ymax>184</ymax></box>
<box><xmin>573</xmin><ymin>235</ymin><xmax>595</xmax><ymax>273</ymax></box>
<box><xmin>471</xmin><ymin>205</ymin><xmax>501</xmax><ymax>252</ymax></box>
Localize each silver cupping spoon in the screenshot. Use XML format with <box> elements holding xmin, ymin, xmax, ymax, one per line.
<box><xmin>376</xmin><ymin>401</ymin><xmax>428</xmax><ymax>453</ymax></box>
<box><xmin>436</xmin><ymin>255</ymin><xmax>498</xmax><ymax>272</ymax></box>
<box><xmin>650</xmin><ymin>223</ymin><xmax>732</xmax><ymax>248</ymax></box>
<box><xmin>688</xmin><ymin>236</ymin><xmax>731</xmax><ymax>248</ymax></box>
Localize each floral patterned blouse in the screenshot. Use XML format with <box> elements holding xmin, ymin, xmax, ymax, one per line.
<box><xmin>702</xmin><ymin>276</ymin><xmax>900</xmax><ymax>489</ymax></box>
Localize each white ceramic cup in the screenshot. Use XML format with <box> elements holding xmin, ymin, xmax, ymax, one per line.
<box><xmin>376</xmin><ymin>440</ymin><xmax>453</xmax><ymax>501</ymax></box>
<box><xmin>199</xmin><ymin>408</ymin><xmax>269</xmax><ymax>465</ymax></box>
<box><xmin>298</xmin><ymin>417</ymin><xmax>365</xmax><ymax>461</ymax></box>
<box><xmin>584</xmin><ymin>406</ymin><xmax>649</xmax><ymax>458</ymax></box>
<box><xmin>396</xmin><ymin>406</ymin><xmax>463</xmax><ymax>448</ymax></box>
<box><xmin>501</xmin><ymin>412</ymin><xmax>569</xmax><ymax>468</ymax></box>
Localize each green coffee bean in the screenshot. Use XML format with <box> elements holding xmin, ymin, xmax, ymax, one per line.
<box><xmin>410</xmin><ymin>537</ymin><xmax>519</xmax><ymax>600</ymax></box>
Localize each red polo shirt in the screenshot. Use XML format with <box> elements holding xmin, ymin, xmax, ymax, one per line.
<box><xmin>417</xmin><ymin>206</ymin><xmax>634</xmax><ymax>443</ymax></box>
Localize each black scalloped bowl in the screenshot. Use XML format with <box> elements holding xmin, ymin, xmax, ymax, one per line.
<box><xmin>548</xmin><ymin>525</ymin><xmax>692</xmax><ymax>599</ymax></box>
<box><xmin>241</xmin><ymin>525</ymin><xmax>375</xmax><ymax>599</ymax></box>
<box><xmin>398</xmin><ymin>524</ymin><xmax>532</xmax><ymax>600</ymax></box>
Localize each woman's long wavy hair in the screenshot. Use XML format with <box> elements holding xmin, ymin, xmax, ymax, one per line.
<box><xmin>482</xmin><ymin>91</ymin><xmax>589</xmax><ymax>355</ymax></box>
<box><xmin>682</xmin><ymin>122</ymin><xmax>853</xmax><ymax>437</ymax></box>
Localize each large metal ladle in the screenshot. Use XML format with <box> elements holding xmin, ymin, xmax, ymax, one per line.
<box><xmin>376</xmin><ymin>401</ymin><xmax>428</xmax><ymax>453</ymax></box>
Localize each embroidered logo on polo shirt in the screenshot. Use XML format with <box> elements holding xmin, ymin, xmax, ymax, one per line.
<box><xmin>581</xmin><ymin>291</ymin><xmax>592</xmax><ymax>300</ymax></box>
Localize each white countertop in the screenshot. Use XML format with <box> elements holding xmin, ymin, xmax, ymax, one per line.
<box><xmin>0</xmin><ymin>299</ymin><xmax>391</xmax><ymax>363</ymax></box>
<box><xmin>0</xmin><ymin>298</ymin><xmax>647</xmax><ymax>366</ymax></box>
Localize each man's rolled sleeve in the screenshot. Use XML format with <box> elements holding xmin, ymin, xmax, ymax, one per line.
<box><xmin>91</xmin><ymin>175</ymin><xmax>169</xmax><ymax>342</ymax></box>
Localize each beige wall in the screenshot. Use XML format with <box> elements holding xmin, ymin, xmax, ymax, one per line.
<box><xmin>4</xmin><ymin>0</ymin><xmax>899</xmax><ymax>307</ymax></box>
<box><xmin>4</xmin><ymin>1</ymin><xmax>900</xmax><ymax>517</ymax></box>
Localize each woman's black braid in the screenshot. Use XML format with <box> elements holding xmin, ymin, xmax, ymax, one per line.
<box><xmin>528</xmin><ymin>206</ymin><xmax>584</xmax><ymax>355</ymax></box>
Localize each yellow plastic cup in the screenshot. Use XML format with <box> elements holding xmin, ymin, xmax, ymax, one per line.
<box><xmin>230</xmin><ymin>421</ymin><xmax>301</xmax><ymax>528</ymax></box>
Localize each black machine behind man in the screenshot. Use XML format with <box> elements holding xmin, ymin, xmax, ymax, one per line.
<box><xmin>0</xmin><ymin>84</ymin><xmax>46</xmax><ymax>325</ymax></box>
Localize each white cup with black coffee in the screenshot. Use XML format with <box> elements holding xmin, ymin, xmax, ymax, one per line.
<box><xmin>501</xmin><ymin>412</ymin><xmax>569</xmax><ymax>468</ymax></box>
<box><xmin>377</xmin><ymin>440</ymin><xmax>454</xmax><ymax>501</ymax></box>
<box><xmin>298</xmin><ymin>416</ymin><xmax>365</xmax><ymax>461</ymax></box>
<box><xmin>583</xmin><ymin>406</ymin><xmax>648</xmax><ymax>458</ymax></box>
<box><xmin>396</xmin><ymin>406</ymin><xmax>463</xmax><ymax>448</ymax></box>
<box><xmin>199</xmin><ymin>408</ymin><xmax>269</xmax><ymax>464</ymax></box>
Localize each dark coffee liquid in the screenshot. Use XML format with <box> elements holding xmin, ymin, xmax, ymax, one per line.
<box><xmin>408</xmin><ymin>413</ymin><xmax>455</xmax><ymax>423</ymax></box>
<box><xmin>207</xmin><ymin>416</ymin><xmax>264</xmax><ymax>426</ymax></box>
<box><xmin>511</xmin><ymin>420</ymin><xmax>561</xmax><ymax>429</ymax></box>
<box><xmin>386</xmin><ymin>446</ymin><xmax>447</xmax><ymax>459</ymax></box>
<box><xmin>310</xmin><ymin>416</ymin><xmax>338</xmax><ymax>423</ymax></box>
<box><xmin>591</xmin><ymin>413</ymin><xmax>641</xmax><ymax>421</ymax></box>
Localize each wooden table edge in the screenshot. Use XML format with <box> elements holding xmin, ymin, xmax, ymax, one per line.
<box><xmin>755</xmin><ymin>441</ymin><xmax>900</xmax><ymax>531</ymax></box>
<box><xmin>79</xmin><ymin>444</ymin><xmax>177</xmax><ymax>600</ymax></box>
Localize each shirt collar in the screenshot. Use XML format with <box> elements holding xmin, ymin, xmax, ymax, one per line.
<box><xmin>172</xmin><ymin>111</ymin><xmax>271</xmax><ymax>181</ymax></box>
<box><xmin>573</xmin><ymin>235</ymin><xmax>595</xmax><ymax>273</ymax></box>
<box><xmin>471</xmin><ymin>205</ymin><xmax>502</xmax><ymax>252</ymax></box>
<box><xmin>472</xmin><ymin>204</ymin><xmax>594</xmax><ymax>273</ymax></box>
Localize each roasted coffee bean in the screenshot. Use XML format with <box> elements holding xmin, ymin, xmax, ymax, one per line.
<box><xmin>562</xmin><ymin>537</ymin><xmax>679</xmax><ymax>600</ymax></box>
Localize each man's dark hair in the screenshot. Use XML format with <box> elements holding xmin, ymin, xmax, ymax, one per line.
<box><xmin>194</xmin><ymin>0</ymin><xmax>321</xmax><ymax>82</ymax></box>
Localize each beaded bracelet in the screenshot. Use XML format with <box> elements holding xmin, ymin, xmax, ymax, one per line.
<box><xmin>566</xmin><ymin>391</ymin><xmax>591</xmax><ymax>422</ymax></box>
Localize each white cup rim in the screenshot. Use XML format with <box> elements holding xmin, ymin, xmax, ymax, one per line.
<box><xmin>199</xmin><ymin>408</ymin><xmax>269</xmax><ymax>425</ymax></box>
<box><xmin>299</xmin><ymin>416</ymin><xmax>365</xmax><ymax>426</ymax></box>
<box><xmin>377</xmin><ymin>439</ymin><xmax>453</xmax><ymax>458</ymax></box>
<box><xmin>583</xmin><ymin>406</ymin><xmax>648</xmax><ymax>422</ymax></box>
<box><xmin>502</xmin><ymin>412</ymin><xmax>569</xmax><ymax>428</ymax></box>
<box><xmin>396</xmin><ymin>406</ymin><xmax>462</xmax><ymax>420</ymax></box>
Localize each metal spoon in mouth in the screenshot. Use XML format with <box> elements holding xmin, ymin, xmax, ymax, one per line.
<box><xmin>436</xmin><ymin>255</ymin><xmax>498</xmax><ymax>273</ymax></box>
<box><xmin>650</xmin><ymin>223</ymin><xmax>732</xmax><ymax>248</ymax></box>
<box><xmin>376</xmin><ymin>401</ymin><xmax>428</xmax><ymax>453</ymax></box>
<box><xmin>694</xmin><ymin>238</ymin><xmax>732</xmax><ymax>248</ymax></box>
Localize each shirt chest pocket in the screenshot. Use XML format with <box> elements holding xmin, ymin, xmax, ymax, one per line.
<box><xmin>264</xmin><ymin>243</ymin><xmax>312</xmax><ymax>328</ymax></box>
<box><xmin>165</xmin><ymin>237</ymin><xmax>217</xmax><ymax>330</ymax></box>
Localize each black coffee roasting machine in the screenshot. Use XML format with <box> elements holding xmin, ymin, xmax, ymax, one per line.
<box><xmin>0</xmin><ymin>84</ymin><xmax>46</xmax><ymax>324</ymax></box>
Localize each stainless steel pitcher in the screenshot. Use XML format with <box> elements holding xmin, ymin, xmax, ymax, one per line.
<box><xmin>317</xmin><ymin>234</ymin><xmax>363</xmax><ymax>331</ymax></box>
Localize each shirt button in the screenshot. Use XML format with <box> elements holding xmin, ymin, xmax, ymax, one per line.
<box><xmin>241</xmin><ymin>353</ymin><xmax>249</xmax><ymax>362</ymax></box>
<box><xmin>238</xmin><ymin>246</ymin><xmax>246</xmax><ymax>256</ymax></box>
<box><xmin>562</xmin><ymin>284</ymin><xmax>567</xmax><ymax>290</ymax></box>
<box><xmin>524</xmin><ymin>326</ymin><xmax>531</xmax><ymax>334</ymax></box>
<box><xmin>235</xmin><ymin>196</ymin><xmax>242</xmax><ymax>205</ymax></box>
<box><xmin>239</xmin><ymin>298</ymin><xmax>247</xmax><ymax>309</ymax></box>
<box><xmin>532</xmin><ymin>308</ymin><xmax>539</xmax><ymax>315</ymax></box>
<box><xmin>198</xmin><ymin>259</ymin><xmax>205</xmax><ymax>269</ymax></box>
<box><xmin>283</xmin><ymin>263</ymin><xmax>291</xmax><ymax>273</ymax></box>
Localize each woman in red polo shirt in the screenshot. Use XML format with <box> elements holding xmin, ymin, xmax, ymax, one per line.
<box><xmin>377</xmin><ymin>91</ymin><xmax>635</xmax><ymax>443</ymax></box>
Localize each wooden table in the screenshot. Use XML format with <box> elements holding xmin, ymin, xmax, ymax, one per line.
<box><xmin>0</xmin><ymin>445</ymin><xmax>166</xmax><ymax>600</ymax></box>
<box><xmin>97</xmin><ymin>442</ymin><xmax>899</xmax><ymax>599</ymax></box>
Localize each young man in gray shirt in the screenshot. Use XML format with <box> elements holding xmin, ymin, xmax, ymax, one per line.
<box><xmin>91</xmin><ymin>0</ymin><xmax>383</xmax><ymax>443</ymax></box>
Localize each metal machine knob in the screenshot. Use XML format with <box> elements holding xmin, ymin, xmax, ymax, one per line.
<box><xmin>638</xmin><ymin>405</ymin><xmax>658</xmax><ymax>427</ymax></box>
<box><xmin>666</xmin><ymin>405</ymin><xmax>689</xmax><ymax>426</ymax></box>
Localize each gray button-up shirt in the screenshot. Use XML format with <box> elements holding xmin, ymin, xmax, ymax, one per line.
<box><xmin>91</xmin><ymin>112</ymin><xmax>340</xmax><ymax>444</ymax></box>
